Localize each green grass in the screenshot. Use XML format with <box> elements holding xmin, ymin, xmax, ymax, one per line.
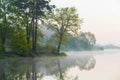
<box><xmin>0</xmin><ymin>52</ymin><xmax>67</xmax><ymax>59</ymax></box>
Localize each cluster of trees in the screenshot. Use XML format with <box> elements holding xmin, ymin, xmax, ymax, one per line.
<box><xmin>0</xmin><ymin>0</ymin><xmax>54</xmax><ymax>55</ymax></box>
<box><xmin>0</xmin><ymin>0</ymin><xmax>82</xmax><ymax>56</ymax></box>
<box><xmin>61</xmin><ymin>32</ymin><xmax>96</xmax><ymax>51</ymax></box>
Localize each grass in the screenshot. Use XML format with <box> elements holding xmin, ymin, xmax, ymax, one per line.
<box><xmin>0</xmin><ymin>51</ymin><xmax>67</xmax><ymax>59</ymax></box>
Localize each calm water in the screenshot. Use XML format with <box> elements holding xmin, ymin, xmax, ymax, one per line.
<box><xmin>0</xmin><ymin>49</ymin><xmax>120</xmax><ymax>80</ymax></box>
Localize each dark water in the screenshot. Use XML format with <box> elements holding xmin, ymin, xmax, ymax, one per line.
<box><xmin>0</xmin><ymin>50</ymin><xmax>120</xmax><ymax>80</ymax></box>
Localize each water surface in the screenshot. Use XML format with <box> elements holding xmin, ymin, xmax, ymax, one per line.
<box><xmin>0</xmin><ymin>49</ymin><xmax>120</xmax><ymax>80</ymax></box>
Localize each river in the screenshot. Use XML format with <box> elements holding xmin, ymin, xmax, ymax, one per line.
<box><xmin>0</xmin><ymin>49</ymin><xmax>120</xmax><ymax>80</ymax></box>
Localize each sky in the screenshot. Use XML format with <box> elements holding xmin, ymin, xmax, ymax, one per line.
<box><xmin>51</xmin><ymin>0</ymin><xmax>120</xmax><ymax>45</ymax></box>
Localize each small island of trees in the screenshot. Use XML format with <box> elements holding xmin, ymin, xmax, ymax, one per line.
<box><xmin>0</xmin><ymin>0</ymin><xmax>99</xmax><ymax>58</ymax></box>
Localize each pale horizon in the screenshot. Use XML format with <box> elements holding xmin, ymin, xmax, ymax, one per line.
<box><xmin>51</xmin><ymin>0</ymin><xmax>120</xmax><ymax>45</ymax></box>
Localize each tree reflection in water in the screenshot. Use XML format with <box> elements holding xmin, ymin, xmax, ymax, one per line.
<box><xmin>0</xmin><ymin>55</ymin><xmax>96</xmax><ymax>80</ymax></box>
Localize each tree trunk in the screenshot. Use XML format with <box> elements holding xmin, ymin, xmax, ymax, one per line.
<box><xmin>26</xmin><ymin>12</ymin><xmax>30</xmax><ymax>44</ymax></box>
<box><xmin>0</xmin><ymin>28</ymin><xmax>5</xmax><ymax>54</ymax></box>
<box><xmin>57</xmin><ymin>34</ymin><xmax>63</xmax><ymax>53</ymax></box>
<box><xmin>1</xmin><ymin>3</ymin><xmax>7</xmax><ymax>53</ymax></box>
<box><xmin>34</xmin><ymin>19</ymin><xmax>37</xmax><ymax>52</ymax></box>
<box><xmin>34</xmin><ymin>1</ymin><xmax>38</xmax><ymax>53</ymax></box>
<box><xmin>31</xmin><ymin>0</ymin><xmax>38</xmax><ymax>52</ymax></box>
<box><xmin>1</xmin><ymin>37</ymin><xmax>5</xmax><ymax>53</ymax></box>
<box><xmin>31</xmin><ymin>0</ymin><xmax>36</xmax><ymax>52</ymax></box>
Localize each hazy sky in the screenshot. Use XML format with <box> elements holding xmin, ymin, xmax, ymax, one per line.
<box><xmin>51</xmin><ymin>0</ymin><xmax>120</xmax><ymax>45</ymax></box>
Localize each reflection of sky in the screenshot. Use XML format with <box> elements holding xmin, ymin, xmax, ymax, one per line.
<box><xmin>77</xmin><ymin>53</ymin><xmax>120</xmax><ymax>80</ymax></box>
<box><xmin>1</xmin><ymin>51</ymin><xmax>120</xmax><ymax>80</ymax></box>
<box><xmin>41</xmin><ymin>51</ymin><xmax>120</xmax><ymax>80</ymax></box>
<box><xmin>0</xmin><ymin>55</ymin><xmax>95</xmax><ymax>79</ymax></box>
<box><xmin>51</xmin><ymin>0</ymin><xmax>120</xmax><ymax>45</ymax></box>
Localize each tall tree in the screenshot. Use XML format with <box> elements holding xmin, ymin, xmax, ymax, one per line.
<box><xmin>14</xmin><ymin>0</ymin><xmax>54</xmax><ymax>52</ymax></box>
<box><xmin>13</xmin><ymin>0</ymin><xmax>33</xmax><ymax>50</ymax></box>
<box><xmin>31</xmin><ymin>0</ymin><xmax>54</xmax><ymax>52</ymax></box>
<box><xmin>47</xmin><ymin>7</ymin><xmax>82</xmax><ymax>52</ymax></box>
<box><xmin>0</xmin><ymin>0</ymin><xmax>13</xmax><ymax>53</ymax></box>
<box><xmin>79</xmin><ymin>32</ymin><xmax>96</xmax><ymax>49</ymax></box>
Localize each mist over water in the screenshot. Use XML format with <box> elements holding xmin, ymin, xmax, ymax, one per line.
<box><xmin>67</xmin><ymin>50</ymin><xmax>120</xmax><ymax>80</ymax></box>
<box><xmin>1</xmin><ymin>49</ymin><xmax>120</xmax><ymax>80</ymax></box>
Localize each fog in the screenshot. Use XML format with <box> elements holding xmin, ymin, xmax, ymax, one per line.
<box><xmin>1</xmin><ymin>50</ymin><xmax>120</xmax><ymax>80</ymax></box>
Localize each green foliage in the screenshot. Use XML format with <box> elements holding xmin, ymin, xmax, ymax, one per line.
<box><xmin>37</xmin><ymin>43</ymin><xmax>56</xmax><ymax>54</ymax></box>
<box><xmin>0</xmin><ymin>0</ymin><xmax>55</xmax><ymax>56</ymax></box>
<box><xmin>45</xmin><ymin>43</ymin><xmax>57</xmax><ymax>51</ymax></box>
<box><xmin>79</xmin><ymin>32</ymin><xmax>96</xmax><ymax>50</ymax></box>
<box><xmin>47</xmin><ymin>33</ymin><xmax>69</xmax><ymax>47</ymax></box>
<box><xmin>47</xmin><ymin>7</ymin><xmax>83</xmax><ymax>35</ymax></box>
<box><xmin>0</xmin><ymin>0</ymin><xmax>14</xmax><ymax>53</ymax></box>
<box><xmin>46</xmin><ymin>7</ymin><xmax>82</xmax><ymax>52</ymax></box>
<box><xmin>0</xmin><ymin>0</ymin><xmax>97</xmax><ymax>57</ymax></box>
<box><xmin>10</xmin><ymin>31</ymin><xmax>31</xmax><ymax>53</ymax></box>
<box><xmin>61</xmin><ymin>32</ymin><xmax>96</xmax><ymax>51</ymax></box>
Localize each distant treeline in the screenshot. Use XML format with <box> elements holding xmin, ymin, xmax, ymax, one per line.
<box><xmin>61</xmin><ymin>32</ymin><xmax>103</xmax><ymax>51</ymax></box>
